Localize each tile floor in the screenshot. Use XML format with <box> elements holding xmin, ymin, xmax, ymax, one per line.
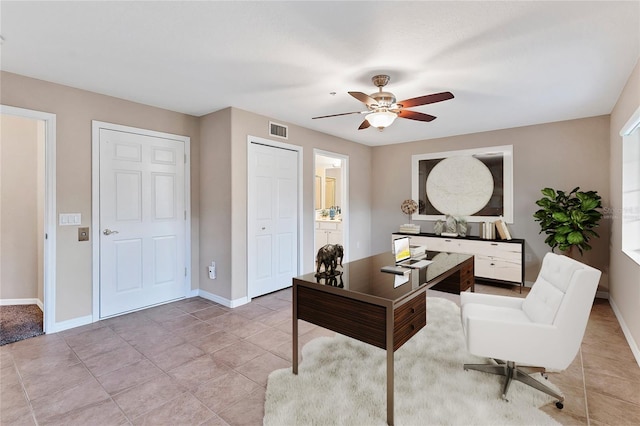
<box><xmin>1</xmin><ymin>283</ymin><xmax>639</xmax><ymax>425</ymax></box>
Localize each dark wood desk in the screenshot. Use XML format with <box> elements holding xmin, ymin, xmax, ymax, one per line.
<box><xmin>292</xmin><ymin>251</ymin><xmax>474</xmax><ymax>425</ymax></box>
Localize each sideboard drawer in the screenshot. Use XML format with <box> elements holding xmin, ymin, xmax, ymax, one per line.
<box><xmin>475</xmin><ymin>256</ymin><xmax>522</xmax><ymax>283</ymax></box>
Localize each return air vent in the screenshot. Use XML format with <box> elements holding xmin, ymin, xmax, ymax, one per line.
<box><xmin>269</xmin><ymin>121</ymin><xmax>288</xmax><ymax>139</ymax></box>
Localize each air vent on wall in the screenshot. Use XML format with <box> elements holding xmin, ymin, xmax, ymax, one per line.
<box><xmin>269</xmin><ymin>121</ymin><xmax>288</xmax><ymax>139</ymax></box>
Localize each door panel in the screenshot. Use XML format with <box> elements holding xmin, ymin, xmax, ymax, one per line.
<box><xmin>100</xmin><ymin>129</ymin><xmax>185</xmax><ymax>318</ymax></box>
<box><xmin>248</xmin><ymin>142</ymin><xmax>299</xmax><ymax>298</ymax></box>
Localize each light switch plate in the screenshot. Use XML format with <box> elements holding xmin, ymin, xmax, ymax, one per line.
<box><xmin>59</xmin><ymin>213</ymin><xmax>81</xmax><ymax>226</ymax></box>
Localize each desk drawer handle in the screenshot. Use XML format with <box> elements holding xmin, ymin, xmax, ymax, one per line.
<box><xmin>410</xmin><ymin>308</ymin><xmax>415</xmax><ymax>314</ymax></box>
<box><xmin>410</xmin><ymin>324</ymin><xmax>416</xmax><ymax>330</ymax></box>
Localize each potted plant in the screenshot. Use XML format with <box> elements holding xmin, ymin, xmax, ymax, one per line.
<box><xmin>533</xmin><ymin>187</ymin><xmax>603</xmax><ymax>256</ymax></box>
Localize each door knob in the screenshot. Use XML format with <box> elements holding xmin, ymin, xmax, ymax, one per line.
<box><xmin>103</xmin><ymin>229</ymin><xmax>119</xmax><ymax>235</ymax></box>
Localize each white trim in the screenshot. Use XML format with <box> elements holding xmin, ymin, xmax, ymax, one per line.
<box><xmin>198</xmin><ymin>288</ymin><xmax>249</xmax><ymax>308</ymax></box>
<box><xmin>246</xmin><ymin>135</ymin><xmax>303</xmax><ymax>300</ymax></box>
<box><xmin>1</xmin><ymin>105</ymin><xmax>56</xmax><ymax>334</ymax></box>
<box><xmin>313</xmin><ymin>149</ymin><xmax>350</xmax><ymax>263</ymax></box>
<box><xmin>620</xmin><ymin>105</ymin><xmax>640</xmax><ymax>136</ymax></box>
<box><xmin>0</xmin><ymin>298</ymin><xmax>43</xmax><ymax>308</ymax></box>
<box><xmin>91</xmin><ymin>121</ymin><xmax>191</xmax><ymax>321</ymax></box>
<box><xmin>609</xmin><ymin>296</ymin><xmax>640</xmax><ymax>367</ymax></box>
<box><xmin>51</xmin><ymin>314</ymin><xmax>93</xmax><ymax>334</ymax></box>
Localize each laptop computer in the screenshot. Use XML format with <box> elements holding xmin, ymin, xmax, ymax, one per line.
<box><xmin>393</xmin><ymin>237</ymin><xmax>431</xmax><ymax>269</ymax></box>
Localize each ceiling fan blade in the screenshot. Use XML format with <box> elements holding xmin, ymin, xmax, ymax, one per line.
<box><xmin>358</xmin><ymin>120</ymin><xmax>371</xmax><ymax>130</ymax></box>
<box><xmin>397</xmin><ymin>110</ymin><xmax>437</xmax><ymax>122</ymax></box>
<box><xmin>397</xmin><ymin>91</ymin><xmax>454</xmax><ymax>108</ymax></box>
<box><xmin>312</xmin><ymin>111</ymin><xmax>365</xmax><ymax>119</ymax></box>
<box><xmin>349</xmin><ymin>91</ymin><xmax>377</xmax><ymax>107</ymax></box>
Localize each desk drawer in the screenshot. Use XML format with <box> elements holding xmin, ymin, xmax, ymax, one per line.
<box><xmin>394</xmin><ymin>295</ymin><xmax>426</xmax><ymax>350</ymax></box>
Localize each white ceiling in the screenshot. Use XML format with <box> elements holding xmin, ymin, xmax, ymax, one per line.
<box><xmin>1</xmin><ymin>1</ymin><xmax>639</xmax><ymax>146</ymax></box>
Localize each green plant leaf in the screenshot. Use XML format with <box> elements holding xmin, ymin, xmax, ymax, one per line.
<box><xmin>552</xmin><ymin>211</ymin><xmax>570</xmax><ymax>222</ymax></box>
<box><xmin>567</xmin><ymin>231</ymin><xmax>584</xmax><ymax>244</ymax></box>
<box><xmin>541</xmin><ymin>188</ymin><xmax>556</xmax><ymax>198</ymax></box>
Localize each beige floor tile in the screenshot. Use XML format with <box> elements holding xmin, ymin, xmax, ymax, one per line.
<box><xmin>192</xmin><ymin>331</ymin><xmax>241</xmax><ymax>354</ymax></box>
<box><xmin>177</xmin><ymin>299</ymin><xmax>215</xmax><ymax>313</ymax></box>
<box><xmin>159</xmin><ymin>314</ymin><xmax>203</xmax><ymax>333</ymax></box>
<box><xmin>168</xmin><ymin>355</ymin><xmax>232</xmax><ymax>392</ymax></box>
<box><xmin>112</xmin><ymin>374</ymin><xmax>186</xmax><ymax>419</ymax></box>
<box><xmin>193</xmin><ymin>371</ymin><xmax>261</xmax><ymax>413</ymax></box>
<box><xmin>177</xmin><ymin>321</ymin><xmax>221</xmax><ymax>342</ymax></box>
<box><xmin>229</xmin><ymin>303</ymin><xmax>274</xmax><ymax>320</ymax></box>
<box><xmin>31</xmin><ymin>378</ymin><xmax>110</xmax><ymax>423</ymax></box>
<box><xmin>146</xmin><ymin>343</ymin><xmax>205</xmax><ymax>372</ymax></box>
<box><xmin>218</xmin><ymin>386</ymin><xmax>266</xmax><ymax>426</ymax></box>
<box><xmin>1</xmin><ymin>382</ymin><xmax>32</xmax><ymax>423</ymax></box>
<box><xmin>41</xmin><ymin>398</ymin><xmax>127</xmax><ymax>426</ymax></box>
<box><xmin>207</xmin><ymin>312</ymin><xmax>253</xmax><ymax>331</ymax></box>
<box><xmin>211</xmin><ymin>341</ymin><xmax>266</xmax><ymax>369</ymax></box>
<box><xmin>191</xmin><ymin>306</ymin><xmax>227</xmax><ymax>321</ymax></box>
<box><xmin>83</xmin><ymin>344</ymin><xmax>144</xmax><ymax>377</ymax></box>
<box><xmin>256</xmin><ymin>308</ymin><xmax>291</xmax><ymax>327</ymax></box>
<box><xmin>587</xmin><ymin>389</ymin><xmax>640</xmax><ymax>425</ymax></box>
<box><xmin>14</xmin><ymin>346</ymin><xmax>80</xmax><ymax>378</ymax></box>
<box><xmin>131</xmin><ymin>392</ymin><xmax>214</xmax><ymax>425</ymax></box>
<box><xmin>63</xmin><ymin>326</ymin><xmax>120</xmax><ymax>350</ymax></box>
<box><xmin>234</xmin><ymin>351</ymin><xmax>290</xmax><ymax>387</ymax></box>
<box><xmin>96</xmin><ymin>359</ymin><xmax>164</xmax><ymax>395</ymax></box>
<box><xmin>71</xmin><ymin>333</ymin><xmax>130</xmax><ymax>362</ymax></box>
<box><xmin>143</xmin><ymin>306</ymin><xmax>188</xmax><ymax>323</ymax></box>
<box><xmin>131</xmin><ymin>332</ymin><xmax>185</xmax><ymax>358</ymax></box>
<box><xmin>21</xmin><ymin>362</ymin><xmax>92</xmax><ymax>401</ymax></box>
<box><xmin>245</xmin><ymin>328</ymin><xmax>290</xmax><ymax>351</ymax></box>
<box><xmin>227</xmin><ymin>319</ymin><xmax>272</xmax><ymax>339</ymax></box>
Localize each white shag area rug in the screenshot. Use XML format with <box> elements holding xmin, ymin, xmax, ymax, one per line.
<box><xmin>264</xmin><ymin>297</ymin><xmax>561</xmax><ymax>426</ymax></box>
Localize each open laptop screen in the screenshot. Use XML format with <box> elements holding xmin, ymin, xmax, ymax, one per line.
<box><xmin>393</xmin><ymin>237</ymin><xmax>411</xmax><ymax>264</ymax></box>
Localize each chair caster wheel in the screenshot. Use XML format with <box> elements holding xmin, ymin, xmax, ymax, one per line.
<box><xmin>555</xmin><ymin>401</ymin><xmax>564</xmax><ymax>409</ymax></box>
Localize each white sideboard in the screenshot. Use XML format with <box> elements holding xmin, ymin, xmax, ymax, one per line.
<box><xmin>392</xmin><ymin>233</ymin><xmax>525</xmax><ymax>289</ymax></box>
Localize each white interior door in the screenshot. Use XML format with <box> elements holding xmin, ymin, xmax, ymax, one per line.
<box><xmin>99</xmin><ymin>128</ymin><xmax>186</xmax><ymax>318</ymax></box>
<box><xmin>248</xmin><ymin>142</ymin><xmax>299</xmax><ymax>298</ymax></box>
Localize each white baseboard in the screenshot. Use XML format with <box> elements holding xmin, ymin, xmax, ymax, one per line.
<box><xmin>0</xmin><ymin>298</ymin><xmax>43</xmax><ymax>310</ymax></box>
<box><xmin>50</xmin><ymin>314</ymin><xmax>93</xmax><ymax>334</ymax></box>
<box><xmin>609</xmin><ymin>297</ymin><xmax>640</xmax><ymax>368</ymax></box>
<box><xmin>197</xmin><ymin>289</ymin><xmax>249</xmax><ymax>308</ymax></box>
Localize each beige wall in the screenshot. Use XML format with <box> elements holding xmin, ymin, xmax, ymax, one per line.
<box><xmin>371</xmin><ymin>116</ymin><xmax>611</xmax><ymax>287</ymax></box>
<box><xmin>609</xmin><ymin>59</ymin><xmax>640</xmax><ymax>355</ymax></box>
<box><xmin>0</xmin><ymin>71</ymin><xmax>200</xmax><ymax>323</ymax></box>
<box><xmin>198</xmin><ymin>107</ymin><xmax>372</xmax><ymax>303</ymax></box>
<box><xmin>0</xmin><ymin>114</ymin><xmax>41</xmax><ymax>300</ymax></box>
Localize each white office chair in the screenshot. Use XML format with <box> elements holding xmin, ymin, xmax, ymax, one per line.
<box><xmin>460</xmin><ymin>252</ymin><xmax>601</xmax><ymax>409</ymax></box>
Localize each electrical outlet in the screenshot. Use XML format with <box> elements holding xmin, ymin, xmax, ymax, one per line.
<box><xmin>208</xmin><ymin>262</ymin><xmax>216</xmax><ymax>279</ymax></box>
<box><xmin>78</xmin><ymin>227</ymin><xmax>89</xmax><ymax>241</ymax></box>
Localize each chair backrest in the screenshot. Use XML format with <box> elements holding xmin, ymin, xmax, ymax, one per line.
<box><xmin>522</xmin><ymin>252</ymin><xmax>601</xmax><ymax>367</ymax></box>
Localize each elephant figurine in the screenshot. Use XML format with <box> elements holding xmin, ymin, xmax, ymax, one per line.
<box><xmin>315</xmin><ymin>244</ymin><xmax>344</xmax><ymax>276</ymax></box>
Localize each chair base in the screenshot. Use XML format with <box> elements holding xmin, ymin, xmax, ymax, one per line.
<box><xmin>464</xmin><ymin>359</ymin><xmax>564</xmax><ymax>409</ymax></box>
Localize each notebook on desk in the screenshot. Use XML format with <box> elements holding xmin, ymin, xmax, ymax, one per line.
<box><xmin>381</xmin><ymin>237</ymin><xmax>432</xmax><ymax>274</ymax></box>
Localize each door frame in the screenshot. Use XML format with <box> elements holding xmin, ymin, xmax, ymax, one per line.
<box><xmin>247</xmin><ymin>135</ymin><xmax>303</xmax><ymax>300</ymax></box>
<box><xmin>0</xmin><ymin>105</ymin><xmax>57</xmax><ymax>333</ymax></box>
<box><xmin>91</xmin><ymin>121</ymin><xmax>191</xmax><ymax>321</ymax></box>
<box><xmin>313</xmin><ymin>148</ymin><xmax>349</xmax><ymax>263</ymax></box>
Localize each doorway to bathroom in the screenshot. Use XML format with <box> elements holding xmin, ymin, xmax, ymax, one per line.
<box><xmin>314</xmin><ymin>149</ymin><xmax>349</xmax><ymax>263</ymax></box>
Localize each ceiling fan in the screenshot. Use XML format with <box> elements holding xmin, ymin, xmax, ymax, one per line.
<box><xmin>312</xmin><ymin>74</ymin><xmax>454</xmax><ymax>131</ymax></box>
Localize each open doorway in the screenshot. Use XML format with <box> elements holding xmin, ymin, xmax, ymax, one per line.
<box><xmin>0</xmin><ymin>106</ymin><xmax>56</xmax><ymax>342</ymax></box>
<box><xmin>314</xmin><ymin>150</ymin><xmax>349</xmax><ymax>262</ymax></box>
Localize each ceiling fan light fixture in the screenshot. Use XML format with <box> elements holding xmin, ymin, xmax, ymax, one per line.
<box><xmin>365</xmin><ymin>110</ymin><xmax>397</xmax><ymax>128</ymax></box>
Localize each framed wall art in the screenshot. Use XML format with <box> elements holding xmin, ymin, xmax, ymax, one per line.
<box><xmin>411</xmin><ymin>145</ymin><xmax>513</xmax><ymax>223</ymax></box>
